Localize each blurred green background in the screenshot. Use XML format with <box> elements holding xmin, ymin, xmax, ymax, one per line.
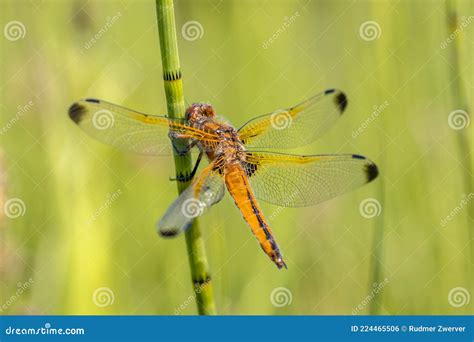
<box><xmin>1</xmin><ymin>0</ymin><xmax>472</xmax><ymax>315</ymax></box>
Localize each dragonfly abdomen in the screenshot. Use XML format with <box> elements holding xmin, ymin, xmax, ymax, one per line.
<box><xmin>224</xmin><ymin>163</ymin><xmax>287</xmax><ymax>269</ymax></box>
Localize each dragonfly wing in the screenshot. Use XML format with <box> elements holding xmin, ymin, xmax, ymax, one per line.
<box><xmin>157</xmin><ymin>164</ymin><xmax>225</xmax><ymax>237</ymax></box>
<box><xmin>69</xmin><ymin>99</ymin><xmax>217</xmax><ymax>155</ymax></box>
<box><xmin>238</xmin><ymin>89</ymin><xmax>347</xmax><ymax>149</ymax></box>
<box><xmin>244</xmin><ymin>151</ymin><xmax>378</xmax><ymax>207</ymax></box>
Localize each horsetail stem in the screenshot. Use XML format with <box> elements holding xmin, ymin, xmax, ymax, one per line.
<box><xmin>155</xmin><ymin>0</ymin><xmax>216</xmax><ymax>315</ymax></box>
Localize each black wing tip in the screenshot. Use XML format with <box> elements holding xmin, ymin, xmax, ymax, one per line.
<box><xmin>68</xmin><ymin>102</ymin><xmax>87</xmax><ymax>124</ymax></box>
<box><xmin>351</xmin><ymin>155</ymin><xmax>379</xmax><ymax>182</ymax></box>
<box><xmin>69</xmin><ymin>98</ymin><xmax>102</xmax><ymax>123</ymax></box>
<box><xmin>85</xmin><ymin>98</ymin><xmax>100</xmax><ymax>104</ymax></box>
<box><xmin>325</xmin><ymin>88</ymin><xmax>336</xmax><ymax>95</ymax></box>
<box><xmin>159</xmin><ymin>229</ymin><xmax>179</xmax><ymax>238</ymax></box>
<box><xmin>335</xmin><ymin>91</ymin><xmax>348</xmax><ymax>114</ymax></box>
<box><xmin>325</xmin><ymin>89</ymin><xmax>348</xmax><ymax>114</ymax></box>
<box><xmin>365</xmin><ymin>162</ymin><xmax>379</xmax><ymax>182</ymax></box>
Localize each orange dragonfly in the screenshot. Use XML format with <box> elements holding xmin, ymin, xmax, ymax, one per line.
<box><xmin>68</xmin><ymin>89</ymin><xmax>378</xmax><ymax>269</ymax></box>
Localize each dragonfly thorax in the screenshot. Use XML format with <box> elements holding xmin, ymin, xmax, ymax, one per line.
<box><xmin>214</xmin><ymin>127</ymin><xmax>246</xmax><ymax>163</ymax></box>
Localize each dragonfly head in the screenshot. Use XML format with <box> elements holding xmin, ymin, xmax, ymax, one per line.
<box><xmin>185</xmin><ymin>103</ymin><xmax>216</xmax><ymax>122</ymax></box>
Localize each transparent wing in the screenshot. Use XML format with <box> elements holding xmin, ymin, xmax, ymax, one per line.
<box><xmin>157</xmin><ymin>164</ymin><xmax>225</xmax><ymax>237</ymax></box>
<box><xmin>238</xmin><ymin>89</ymin><xmax>347</xmax><ymax>149</ymax></box>
<box><xmin>68</xmin><ymin>98</ymin><xmax>219</xmax><ymax>155</ymax></box>
<box><xmin>244</xmin><ymin>151</ymin><xmax>378</xmax><ymax>207</ymax></box>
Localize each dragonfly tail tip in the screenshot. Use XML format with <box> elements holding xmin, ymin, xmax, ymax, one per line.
<box><xmin>275</xmin><ymin>258</ymin><xmax>288</xmax><ymax>270</ymax></box>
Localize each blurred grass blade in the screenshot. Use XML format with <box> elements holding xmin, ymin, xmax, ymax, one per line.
<box><xmin>444</xmin><ymin>0</ymin><xmax>473</xmax><ymax>284</ymax></box>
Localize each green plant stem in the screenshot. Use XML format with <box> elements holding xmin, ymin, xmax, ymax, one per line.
<box><xmin>155</xmin><ymin>0</ymin><xmax>216</xmax><ymax>315</ymax></box>
<box><xmin>444</xmin><ymin>0</ymin><xmax>473</xmax><ymax>286</ymax></box>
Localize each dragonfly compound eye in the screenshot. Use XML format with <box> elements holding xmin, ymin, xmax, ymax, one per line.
<box><xmin>185</xmin><ymin>104</ymin><xmax>200</xmax><ymax>121</ymax></box>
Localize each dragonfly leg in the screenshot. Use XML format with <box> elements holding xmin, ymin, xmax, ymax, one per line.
<box><xmin>169</xmin><ymin>151</ymin><xmax>204</xmax><ymax>182</ymax></box>
<box><xmin>168</xmin><ymin>132</ymin><xmax>197</xmax><ymax>156</ymax></box>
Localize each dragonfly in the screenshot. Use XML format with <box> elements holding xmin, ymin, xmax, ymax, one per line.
<box><xmin>68</xmin><ymin>89</ymin><xmax>378</xmax><ymax>269</ymax></box>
